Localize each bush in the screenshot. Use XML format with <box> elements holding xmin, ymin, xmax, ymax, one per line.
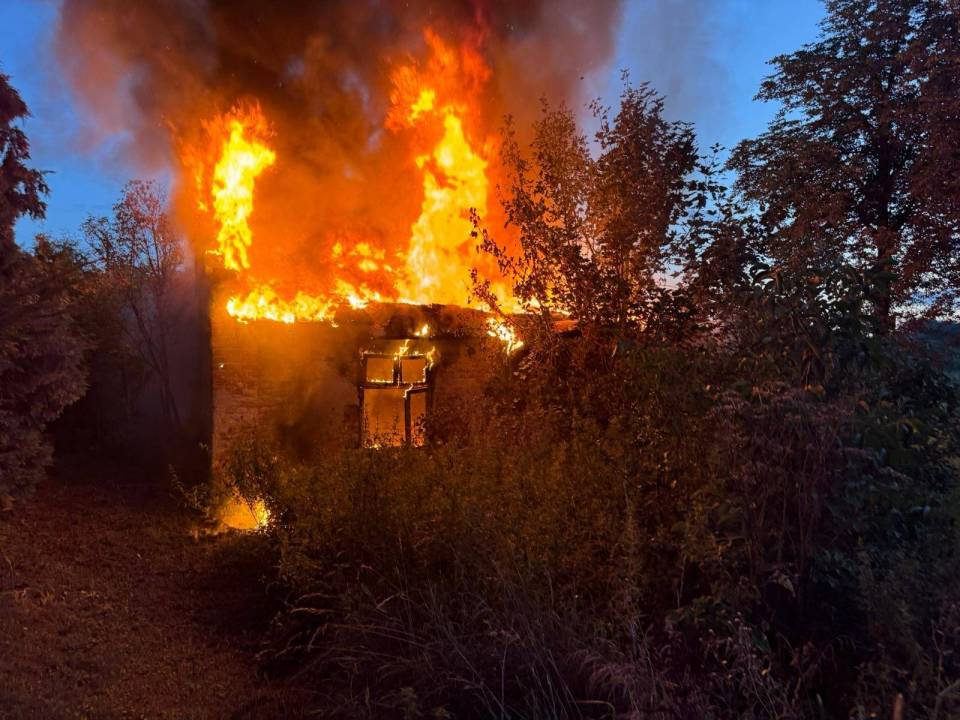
<box><xmin>216</xmin><ymin>307</ymin><xmax>959</xmax><ymax>719</ymax></box>
<box><xmin>0</xmin><ymin>240</ymin><xmax>87</xmax><ymax>499</ymax></box>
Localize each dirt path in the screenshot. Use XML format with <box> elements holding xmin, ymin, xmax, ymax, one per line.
<box><xmin>0</xmin><ymin>460</ymin><xmax>302</xmax><ymax>720</ymax></box>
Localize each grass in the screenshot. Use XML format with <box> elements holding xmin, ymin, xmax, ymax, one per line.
<box><xmin>0</xmin><ymin>453</ymin><xmax>308</xmax><ymax>720</ymax></box>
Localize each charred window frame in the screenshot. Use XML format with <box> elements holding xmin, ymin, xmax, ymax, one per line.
<box><xmin>359</xmin><ymin>351</ymin><xmax>432</xmax><ymax>447</ymax></box>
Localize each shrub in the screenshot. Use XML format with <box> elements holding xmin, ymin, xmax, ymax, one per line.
<box><xmin>0</xmin><ymin>244</ymin><xmax>87</xmax><ymax>499</ymax></box>
<box><xmin>216</xmin><ymin>310</ymin><xmax>959</xmax><ymax>718</ymax></box>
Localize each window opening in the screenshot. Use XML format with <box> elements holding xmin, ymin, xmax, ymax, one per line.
<box><xmin>360</xmin><ymin>349</ymin><xmax>431</xmax><ymax>447</ymax></box>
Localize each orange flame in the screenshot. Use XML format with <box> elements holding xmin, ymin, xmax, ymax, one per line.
<box><xmin>486</xmin><ymin>317</ymin><xmax>524</xmax><ymax>353</ymax></box>
<box><xmin>219</xmin><ymin>495</ymin><xmax>270</xmax><ymax>531</ymax></box>
<box><xmin>206</xmin><ymin>106</ymin><xmax>275</xmax><ymax>271</ymax></box>
<box><xmin>226</xmin><ymin>284</ymin><xmax>336</xmax><ymax>325</ymax></box>
<box><xmin>400</xmin><ymin>110</ymin><xmax>488</xmax><ymax>305</ymax></box>
<box><xmin>408</xmin><ymin>88</ymin><xmax>436</xmax><ymax>122</ymax></box>
<box><xmin>194</xmin><ymin>29</ymin><xmax>515</xmax><ymax>324</ymax></box>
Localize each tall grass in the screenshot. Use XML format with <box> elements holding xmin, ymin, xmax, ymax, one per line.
<box><xmin>220</xmin><ymin>339</ymin><xmax>960</xmax><ymax>719</ymax></box>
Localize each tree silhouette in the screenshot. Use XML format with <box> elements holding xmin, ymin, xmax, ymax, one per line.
<box><xmin>0</xmin><ymin>73</ymin><xmax>86</xmax><ymax>500</ymax></box>
<box><xmin>82</xmin><ymin>180</ymin><xmax>185</xmax><ymax>434</ymax></box>
<box><xmin>474</xmin><ymin>83</ymin><xmax>704</xmax><ymax>335</ymax></box>
<box><xmin>729</xmin><ymin>0</ymin><xmax>960</xmax><ymax>330</ymax></box>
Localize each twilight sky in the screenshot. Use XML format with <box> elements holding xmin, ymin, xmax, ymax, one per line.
<box><xmin>0</xmin><ymin>0</ymin><xmax>825</xmax><ymax>245</ymax></box>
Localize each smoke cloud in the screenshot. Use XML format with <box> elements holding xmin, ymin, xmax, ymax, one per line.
<box><xmin>53</xmin><ymin>0</ymin><xmax>623</xmax><ymax>296</ymax></box>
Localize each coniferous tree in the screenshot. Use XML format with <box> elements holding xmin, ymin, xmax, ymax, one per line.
<box><xmin>0</xmin><ymin>73</ymin><xmax>86</xmax><ymax>501</ymax></box>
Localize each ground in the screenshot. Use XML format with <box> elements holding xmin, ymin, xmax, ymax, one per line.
<box><xmin>0</xmin><ymin>458</ymin><xmax>306</xmax><ymax>720</ymax></box>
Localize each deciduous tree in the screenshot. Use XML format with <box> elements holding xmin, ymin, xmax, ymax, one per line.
<box><xmin>474</xmin><ymin>83</ymin><xmax>705</xmax><ymax>337</ymax></box>
<box><xmin>729</xmin><ymin>0</ymin><xmax>960</xmax><ymax>330</ymax></box>
<box><xmin>82</xmin><ymin>180</ymin><xmax>185</xmax><ymax>434</ymax></box>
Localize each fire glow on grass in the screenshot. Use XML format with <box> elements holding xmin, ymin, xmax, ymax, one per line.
<box><xmin>218</xmin><ymin>495</ymin><xmax>270</xmax><ymax>531</ymax></box>
<box><xmin>192</xmin><ymin>28</ymin><xmax>517</xmax><ymax>342</ymax></box>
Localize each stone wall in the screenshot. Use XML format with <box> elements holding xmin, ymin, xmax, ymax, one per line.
<box><xmin>209</xmin><ymin>286</ymin><xmax>506</xmax><ymax>466</ymax></box>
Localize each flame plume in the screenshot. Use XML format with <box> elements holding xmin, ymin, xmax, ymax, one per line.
<box><xmin>403</xmin><ymin>109</ymin><xmax>488</xmax><ymax>306</ymax></box>
<box><xmin>193</xmin><ymin>29</ymin><xmax>510</xmax><ymax>325</ymax></box>
<box><xmin>394</xmin><ymin>31</ymin><xmax>493</xmax><ymax>306</ymax></box>
<box><xmin>206</xmin><ymin>106</ymin><xmax>275</xmax><ymax>272</ymax></box>
<box><xmin>56</xmin><ymin>0</ymin><xmax>626</xmax><ymax>327</ymax></box>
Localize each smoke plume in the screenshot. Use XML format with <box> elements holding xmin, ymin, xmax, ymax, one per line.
<box><xmin>54</xmin><ymin>0</ymin><xmax>623</xmax><ymax>298</ymax></box>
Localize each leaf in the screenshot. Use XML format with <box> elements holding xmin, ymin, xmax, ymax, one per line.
<box><xmin>751</xmin><ymin>627</ymin><xmax>772</xmax><ymax>653</ymax></box>
<box><xmin>769</xmin><ymin>569</ymin><xmax>795</xmax><ymax>597</ymax></box>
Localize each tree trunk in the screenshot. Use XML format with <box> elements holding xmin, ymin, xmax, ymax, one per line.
<box><xmin>874</xmin><ymin>226</ymin><xmax>897</xmax><ymax>335</ymax></box>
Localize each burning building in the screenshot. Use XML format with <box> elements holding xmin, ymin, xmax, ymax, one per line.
<box><xmin>53</xmin><ymin>0</ymin><xmax>620</xmax><ymax>460</ymax></box>
<box><xmin>195</xmin><ymin>30</ymin><xmax>528</xmax><ymax>459</ymax></box>
<box><xmin>208</xmin><ymin>295</ymin><xmax>514</xmax><ymax>458</ymax></box>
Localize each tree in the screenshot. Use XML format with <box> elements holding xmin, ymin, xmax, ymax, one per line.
<box><xmin>474</xmin><ymin>82</ymin><xmax>705</xmax><ymax>336</ymax></box>
<box><xmin>82</xmin><ymin>180</ymin><xmax>185</xmax><ymax>435</ymax></box>
<box><xmin>729</xmin><ymin>0</ymin><xmax>960</xmax><ymax>331</ymax></box>
<box><xmin>907</xmin><ymin>0</ymin><xmax>960</xmax><ymax>316</ymax></box>
<box><xmin>33</xmin><ymin>234</ymin><xmax>148</xmax><ymax>449</ymax></box>
<box><xmin>0</xmin><ymin>73</ymin><xmax>86</xmax><ymax>499</ymax></box>
<box><xmin>0</xmin><ymin>76</ymin><xmax>46</xmax><ymax>245</ymax></box>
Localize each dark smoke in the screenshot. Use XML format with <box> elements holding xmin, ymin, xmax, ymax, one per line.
<box><xmin>53</xmin><ymin>0</ymin><xmax>623</xmax><ymax>293</ymax></box>
<box><xmin>55</xmin><ymin>1</ymin><xmax>622</xmax><ymax>153</ymax></box>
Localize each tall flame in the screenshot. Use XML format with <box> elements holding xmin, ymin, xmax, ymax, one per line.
<box><xmin>193</xmin><ymin>30</ymin><xmax>515</xmax><ymax>327</ymax></box>
<box><xmin>207</xmin><ymin>106</ymin><xmax>275</xmax><ymax>271</ymax></box>
<box><xmin>401</xmin><ymin>111</ymin><xmax>488</xmax><ymax>305</ymax></box>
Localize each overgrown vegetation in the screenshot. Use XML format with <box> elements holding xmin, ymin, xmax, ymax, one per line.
<box><xmin>0</xmin><ymin>73</ymin><xmax>86</xmax><ymax>501</ymax></box>
<box><xmin>223</xmin><ymin>275</ymin><xmax>958</xmax><ymax>717</ymax></box>
<box><xmin>2</xmin><ymin>0</ymin><xmax>958</xmax><ymax>717</ymax></box>
<box><xmin>216</xmin><ymin>3</ymin><xmax>960</xmax><ymax>713</ymax></box>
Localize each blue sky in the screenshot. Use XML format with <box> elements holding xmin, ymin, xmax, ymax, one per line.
<box><xmin>0</xmin><ymin>0</ymin><xmax>145</xmax><ymax>241</ymax></box>
<box><xmin>1</xmin><ymin>0</ymin><xmax>825</xmax><ymax>245</ymax></box>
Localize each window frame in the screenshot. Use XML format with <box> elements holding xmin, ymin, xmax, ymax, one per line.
<box><xmin>359</xmin><ymin>350</ymin><xmax>432</xmax><ymax>447</ymax></box>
